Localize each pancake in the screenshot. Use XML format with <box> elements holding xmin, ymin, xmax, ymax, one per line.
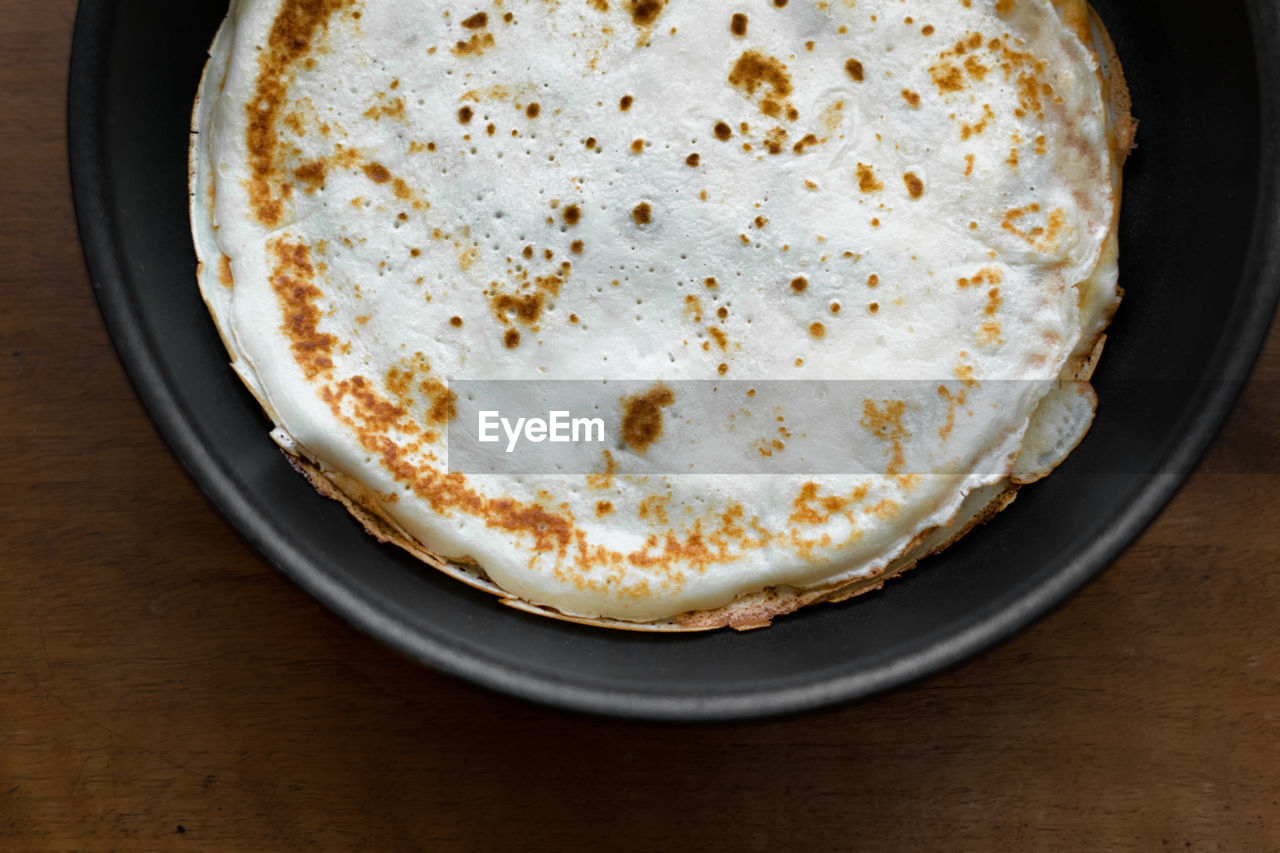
<box><xmin>191</xmin><ymin>0</ymin><xmax>1132</xmax><ymax>629</ymax></box>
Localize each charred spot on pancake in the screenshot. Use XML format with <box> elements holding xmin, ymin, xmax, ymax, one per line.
<box><xmin>730</xmin><ymin>13</ymin><xmax>748</xmax><ymax>36</ymax></box>
<box><xmin>457</xmin><ymin>105</ymin><xmax>474</xmax><ymax>124</ymax></box>
<box><xmin>685</xmin><ymin>153</ymin><xmax>700</xmax><ymax>166</ymax></box>
<box><xmin>632</xmin><ymin>202</ymin><xmax>652</xmax><ymax>225</ymax></box>
<box><xmin>628</xmin><ymin>0</ymin><xmax>665</xmax><ymax>28</ymax></box>
<box><xmin>619</xmin><ymin>94</ymin><xmax>634</xmax><ymax>111</ymax></box>
<box><xmin>461</xmin><ymin>11</ymin><xmax>488</xmax><ymax>29</ymax></box>
<box><xmin>714</xmin><ymin>121</ymin><xmax>733</xmax><ymax>140</ymax></box>
<box><xmin>526</xmin><ymin>102</ymin><xmax>541</xmax><ymax>118</ymax></box>
<box><xmin>621</xmin><ymin>384</ymin><xmax>675</xmax><ymax>452</ymax></box>
<box><xmin>772</xmin><ymin>0</ymin><xmax>788</xmax><ymax>7</ymax></box>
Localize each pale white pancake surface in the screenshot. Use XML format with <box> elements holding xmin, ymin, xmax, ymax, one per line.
<box><xmin>192</xmin><ymin>0</ymin><xmax>1126</xmax><ymax>626</ymax></box>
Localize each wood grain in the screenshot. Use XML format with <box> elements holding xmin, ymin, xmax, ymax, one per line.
<box><xmin>2</xmin><ymin>3</ymin><xmax>1278</xmax><ymax>849</ymax></box>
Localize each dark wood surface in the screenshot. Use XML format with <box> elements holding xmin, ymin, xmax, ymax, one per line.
<box><xmin>3</xmin><ymin>3</ymin><xmax>1278</xmax><ymax>849</ymax></box>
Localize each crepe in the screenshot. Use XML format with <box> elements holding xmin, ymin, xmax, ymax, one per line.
<box><xmin>191</xmin><ymin>0</ymin><xmax>1132</xmax><ymax>629</ymax></box>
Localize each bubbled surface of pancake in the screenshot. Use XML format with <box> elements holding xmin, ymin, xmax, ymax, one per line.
<box><xmin>193</xmin><ymin>0</ymin><xmax>1121</xmax><ymax>623</ymax></box>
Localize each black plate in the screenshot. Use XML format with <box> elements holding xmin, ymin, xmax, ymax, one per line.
<box><xmin>69</xmin><ymin>0</ymin><xmax>1280</xmax><ymax>721</ymax></box>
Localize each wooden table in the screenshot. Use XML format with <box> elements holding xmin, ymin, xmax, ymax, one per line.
<box><xmin>3</xmin><ymin>3</ymin><xmax>1278</xmax><ymax>849</ymax></box>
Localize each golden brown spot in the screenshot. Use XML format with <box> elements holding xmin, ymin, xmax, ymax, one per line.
<box><xmin>244</xmin><ymin>0</ymin><xmax>355</xmax><ymax>227</ymax></box>
<box><xmin>633</xmin><ymin>202</ymin><xmax>652</xmax><ymax>225</ymax></box>
<box><xmin>294</xmin><ymin>159</ymin><xmax>327</xmax><ymax>190</ymax></box>
<box><xmin>596</xmin><ymin>500</ymin><xmax>614</xmax><ymax>518</ymax></box>
<box><xmin>717</xmin><ymin>363</ymin><xmax>730</xmax><ymax>375</ymax></box>
<box><xmin>420</xmin><ymin>378</ymin><xmax>458</xmax><ymax>425</ymax></box>
<box><xmin>526</xmin><ymin>102</ymin><xmax>541</xmax><ymax>118</ymax></box>
<box><xmin>729</xmin><ymin>50</ymin><xmax>795</xmax><ymax>120</ymax></box>
<box><xmin>704</xmin><ymin>276</ymin><xmax>718</xmax><ymax>288</ymax></box>
<box><xmin>619</xmin><ymin>94</ymin><xmax>634</xmax><ymax>111</ymax></box>
<box><xmin>457</xmin><ymin>106</ymin><xmax>474</xmax><ymax>124</ymax></box>
<box><xmin>792</xmin><ymin>133</ymin><xmax>819</xmax><ymax>154</ymax></box>
<box><xmin>903</xmin><ymin>172</ymin><xmax>924</xmax><ymax>198</ymax></box>
<box><xmin>730</xmin><ymin>13</ymin><xmax>748</xmax><ymax>36</ymax></box>
<box><xmin>869</xmin><ymin>302</ymin><xmax>879</xmax><ymax>313</ymax></box>
<box><xmin>461</xmin><ymin>11</ymin><xmax>488</xmax><ymax>28</ymax></box>
<box><xmin>686</xmin><ymin>152</ymin><xmax>700</xmax><ymax>166</ymax></box>
<box><xmin>856</xmin><ymin>162</ymin><xmax>883</xmax><ymax>192</ymax></box>
<box><xmin>631</xmin><ymin>138</ymin><xmax>645</xmax><ymax>153</ymax></box>
<box><xmin>716</xmin><ymin>306</ymin><xmax>729</xmax><ymax>320</ymax></box>
<box><xmin>450</xmin><ymin>316</ymin><xmax>464</xmax><ymax>327</ymax></box>
<box><xmin>901</xmin><ymin>89</ymin><xmax>921</xmax><ymax>106</ymax></box>
<box><xmin>845</xmin><ymin>58</ymin><xmax>865</xmax><ymax>82</ymax></box>
<box><xmin>217</xmin><ymin>254</ymin><xmax>234</xmax><ymax>289</ymax></box>
<box><xmin>829</xmin><ymin>301</ymin><xmax>841</xmax><ymax>314</ymax></box>
<box><xmin>490</xmin><ymin>289</ymin><xmax>550</xmax><ymax>326</ymax></box>
<box><xmin>867</xmin><ymin>274</ymin><xmax>879</xmax><ymax>288</ymax></box>
<box><xmin>790</xmin><ymin>276</ymin><xmax>808</xmax><ymax>292</ymax></box>
<box><xmin>504</xmin><ymin>329</ymin><xmax>522</xmax><ymax>348</ymax></box>
<box><xmin>964</xmin><ymin>153</ymin><xmax>975</xmax><ymax>176</ymax></box>
<box><xmin>861</xmin><ymin>399</ymin><xmax>908</xmax><ymax>475</ymax></box>
<box><xmin>362</xmin><ymin>162</ymin><xmax>392</xmax><ymax>184</ymax></box>
<box><xmin>267</xmin><ymin>238</ymin><xmax>336</xmax><ymax>381</ymax></box>
<box><xmin>772</xmin><ymin>0</ymin><xmax>787</xmax><ymax>7</ymax></box>
<box><xmin>714</xmin><ymin>121</ymin><xmax>733</xmax><ymax>140</ymax></box>
<box><xmin>452</xmin><ymin>32</ymin><xmax>496</xmax><ymax>56</ymax></box>
<box><xmin>621</xmin><ymin>384</ymin><xmax>675</xmax><ymax>452</ymax></box>
<box><xmin>809</xmin><ymin>322</ymin><xmax>825</xmax><ymax>338</ymax></box>
<box><xmin>922</xmin><ymin>24</ymin><xmax>935</xmax><ymax>35</ymax></box>
<box><xmin>563</xmin><ymin>204</ymin><xmax>582</xmax><ymax>225</ymax></box>
<box><xmin>930</xmin><ymin>63</ymin><xmax>965</xmax><ymax>93</ymax></box>
<box><xmin>763</xmin><ymin>126</ymin><xmax>788</xmax><ymax>155</ymax></box>
<box><xmin>964</xmin><ymin>55</ymin><xmax>990</xmax><ymax>80</ymax></box>
<box><xmin>570</xmin><ymin>240</ymin><xmax>585</xmax><ymax>254</ymax></box>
